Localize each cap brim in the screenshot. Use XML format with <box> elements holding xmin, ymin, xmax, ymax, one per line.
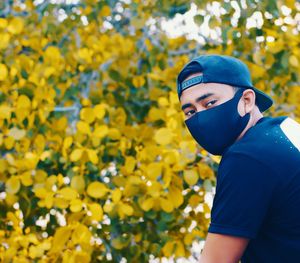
<box><xmin>252</xmin><ymin>87</ymin><xmax>273</xmax><ymax>112</ymax></box>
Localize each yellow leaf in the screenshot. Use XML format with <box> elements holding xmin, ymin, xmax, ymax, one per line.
<box><xmin>162</xmin><ymin>168</ymin><xmax>172</xmax><ymax>188</ymax></box>
<box><xmin>76</xmin><ymin>121</ymin><xmax>91</xmax><ymax>135</ymax></box>
<box><xmin>93</xmin><ymin>125</ymin><xmax>109</xmax><ymax>138</ymax></box>
<box><xmin>289</xmin><ymin>55</ymin><xmax>299</xmax><ymax>67</ymax></box>
<box><xmin>124</xmin><ymin>156</ymin><xmax>136</xmax><ymax>174</ymax></box>
<box><xmin>253</xmin><ymin>50</ymin><xmax>264</xmax><ymax>66</ymax></box>
<box><xmin>112</xmin><ymin>188</ymin><xmax>122</xmax><ymax>203</ymax></box>
<box><xmin>5</xmin><ymin>194</ymin><xmax>18</xmax><ymax>207</ymax></box>
<box><xmin>111</xmin><ymin>237</ymin><xmax>126</xmax><ymax>250</ymax></box>
<box><xmin>148</xmin><ymin>107</ymin><xmax>163</xmax><ymax>121</ymax></box>
<box><xmin>0</xmin><ymin>159</ymin><xmax>7</xmax><ymax>173</ymax></box>
<box><xmin>154</xmin><ymin>128</ymin><xmax>173</xmax><ymax>145</ymax></box>
<box><xmin>7</xmin><ymin>212</ymin><xmax>19</xmax><ymax>227</ymax></box>
<box><xmin>168</xmin><ymin>186</ymin><xmax>184</xmax><ymax>208</ymax></box>
<box><xmin>77</xmin><ymin>48</ymin><xmax>93</xmax><ymax>63</ymax></box>
<box><xmin>6</xmin><ymin>176</ymin><xmax>20</xmax><ymax>194</ymax></box>
<box><xmin>146</xmin><ymin>162</ymin><xmax>162</xmax><ymax>180</ymax></box>
<box><xmin>247</xmin><ymin>62</ymin><xmax>265</xmax><ymax>78</ymax></box>
<box><xmin>34</xmin><ymin>187</ymin><xmax>48</xmax><ymax>199</ymax></box>
<box><xmin>17</xmin><ymin>95</ymin><xmax>31</xmax><ymax>109</ymax></box>
<box><xmin>103</xmin><ymin>202</ymin><xmax>114</xmax><ymax>213</ymax></box>
<box><xmin>174</xmin><ymin>240</ymin><xmax>185</xmax><ymax>257</ymax></box>
<box><xmin>108</xmin><ymin>128</ymin><xmax>121</xmax><ymax>140</ymax></box>
<box><xmin>10</xmin><ymin>66</ymin><xmax>17</xmax><ymax>78</ymax></box>
<box><xmin>132</xmin><ymin>75</ymin><xmax>145</xmax><ymax>88</ymax></box>
<box><xmin>197</xmin><ymin>162</ymin><xmax>214</xmax><ymax>180</ymax></box>
<box><xmin>50</xmin><ymin>227</ymin><xmax>72</xmax><ymax>254</ymax></box>
<box><xmin>44</xmin><ymin>46</ymin><xmax>61</xmax><ymax>64</ymax></box>
<box><xmin>40</xmin><ymin>151</ymin><xmax>51</xmax><ymax>161</ymax></box>
<box><xmin>46</xmin><ymin>176</ymin><xmax>57</xmax><ymax>190</ymax></box>
<box><xmin>7</xmin><ymin>17</ymin><xmax>24</xmax><ymax>34</ymax></box>
<box><xmin>119</xmin><ymin>202</ymin><xmax>134</xmax><ymax>216</ymax></box>
<box><xmin>80</xmin><ymin>108</ymin><xmax>95</xmax><ymax>124</ymax></box>
<box><xmin>203</xmin><ymin>203</ymin><xmax>211</xmax><ymax>214</ymax></box>
<box><xmin>88</xmin><ymin>203</ymin><xmax>103</xmax><ymax>221</ymax></box>
<box><xmin>35</xmin><ymin>170</ymin><xmax>48</xmax><ymax>183</ymax></box>
<box><xmin>210</xmin><ymin>154</ymin><xmax>221</xmax><ymax>164</ymax></box>
<box><xmin>70</xmin><ymin>149</ymin><xmax>83</xmax><ymax>162</ymax></box>
<box><xmin>183</xmin><ymin>233</ymin><xmax>194</xmax><ymax>245</ymax></box>
<box><xmin>57</xmin><ymin>187</ymin><xmax>78</xmax><ymax>200</ymax></box>
<box><xmin>163</xmin><ymin>150</ymin><xmax>179</xmax><ymax>165</ymax></box>
<box><xmin>141</xmin><ymin>197</ymin><xmax>154</xmax><ymax>211</ymax></box>
<box><xmin>53</xmin><ymin>197</ymin><xmax>68</xmax><ymax>209</ymax></box>
<box><xmin>86</xmin><ymin>149</ymin><xmax>98</xmax><ymax>164</ymax></box>
<box><xmin>0</xmin><ymin>63</ymin><xmax>8</xmax><ymax>81</ymax></box>
<box><xmin>4</xmin><ymin>136</ymin><xmax>14</xmax><ymax>149</ymax></box>
<box><xmin>29</xmin><ymin>244</ymin><xmax>45</xmax><ymax>259</ymax></box>
<box><xmin>71</xmin><ymin>176</ymin><xmax>85</xmax><ymax>194</ymax></box>
<box><xmin>87</xmin><ymin>182</ymin><xmax>109</xmax><ymax>199</ymax></box>
<box><xmin>20</xmin><ymin>171</ymin><xmax>33</xmax><ymax>186</ymax></box>
<box><xmin>100</xmin><ymin>5</ymin><xmax>111</xmax><ymax>16</ymax></box>
<box><xmin>71</xmin><ymin>224</ymin><xmax>92</xmax><ymax>245</ymax></box>
<box><xmin>158</xmin><ymin>97</ymin><xmax>169</xmax><ymax>107</ymax></box>
<box><xmin>63</xmin><ymin>136</ymin><xmax>73</xmax><ymax>149</ymax></box>
<box><xmin>25</xmin><ymin>152</ymin><xmax>39</xmax><ymax>170</ymax></box>
<box><xmin>43</xmin><ymin>66</ymin><xmax>56</xmax><ymax>78</ymax></box>
<box><xmin>0</xmin><ymin>105</ymin><xmax>12</xmax><ymax>119</ymax></box>
<box><xmin>184</xmin><ymin>169</ymin><xmax>199</xmax><ymax>186</ymax></box>
<box><xmin>0</xmin><ymin>32</ymin><xmax>10</xmax><ymax>49</ymax></box>
<box><xmin>159</xmin><ymin>197</ymin><xmax>173</xmax><ymax>213</ymax></box>
<box><xmin>93</xmin><ymin>104</ymin><xmax>106</xmax><ymax>119</ymax></box>
<box><xmin>34</xmin><ymin>134</ymin><xmax>46</xmax><ymax>153</ymax></box>
<box><xmin>134</xmin><ymin>233</ymin><xmax>142</xmax><ymax>243</ymax></box>
<box><xmin>148</xmin><ymin>181</ymin><xmax>162</xmax><ymax>198</ymax></box>
<box><xmin>162</xmin><ymin>241</ymin><xmax>175</xmax><ymax>257</ymax></box>
<box><xmin>188</xmin><ymin>194</ymin><xmax>203</xmax><ymax>208</ymax></box>
<box><xmin>145</xmin><ymin>38</ymin><xmax>153</xmax><ymax>51</ymax></box>
<box><xmin>285</xmin><ymin>0</ymin><xmax>295</xmax><ymax>8</ymax></box>
<box><xmin>0</xmin><ymin>18</ymin><xmax>8</xmax><ymax>28</ymax></box>
<box><xmin>72</xmin><ymin>251</ymin><xmax>91</xmax><ymax>262</ymax></box>
<box><xmin>8</xmin><ymin>127</ymin><xmax>26</xmax><ymax>140</ymax></box>
<box><xmin>70</xmin><ymin>199</ymin><xmax>83</xmax><ymax>212</ymax></box>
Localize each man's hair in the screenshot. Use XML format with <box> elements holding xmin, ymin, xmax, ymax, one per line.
<box><xmin>179</xmin><ymin>61</ymin><xmax>258</xmax><ymax>107</ymax></box>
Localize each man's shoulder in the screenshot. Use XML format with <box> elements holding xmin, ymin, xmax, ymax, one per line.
<box><xmin>220</xmin><ymin>115</ymin><xmax>300</xmax><ymax>178</ymax></box>
<box><xmin>224</xmin><ymin>116</ymin><xmax>287</xmax><ymax>156</ymax></box>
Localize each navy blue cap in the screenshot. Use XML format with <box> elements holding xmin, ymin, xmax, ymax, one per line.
<box><xmin>177</xmin><ymin>54</ymin><xmax>273</xmax><ymax>112</ymax></box>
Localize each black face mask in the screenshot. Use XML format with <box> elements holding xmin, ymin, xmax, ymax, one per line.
<box><xmin>185</xmin><ymin>89</ymin><xmax>250</xmax><ymax>155</ymax></box>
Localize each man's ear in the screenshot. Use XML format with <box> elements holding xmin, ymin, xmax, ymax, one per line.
<box><xmin>239</xmin><ymin>89</ymin><xmax>256</xmax><ymax>115</ymax></box>
<box><xmin>243</xmin><ymin>89</ymin><xmax>256</xmax><ymax>114</ymax></box>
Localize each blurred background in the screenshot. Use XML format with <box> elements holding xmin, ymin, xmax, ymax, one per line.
<box><xmin>0</xmin><ymin>0</ymin><xmax>299</xmax><ymax>262</ymax></box>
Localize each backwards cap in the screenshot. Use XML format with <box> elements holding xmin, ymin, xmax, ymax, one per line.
<box><xmin>177</xmin><ymin>54</ymin><xmax>273</xmax><ymax>112</ymax></box>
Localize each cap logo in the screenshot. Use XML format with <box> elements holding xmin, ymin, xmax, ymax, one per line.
<box><xmin>180</xmin><ymin>75</ymin><xmax>203</xmax><ymax>93</ymax></box>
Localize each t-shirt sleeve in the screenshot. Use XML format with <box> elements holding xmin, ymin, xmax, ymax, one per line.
<box><xmin>208</xmin><ymin>153</ymin><xmax>277</xmax><ymax>239</ymax></box>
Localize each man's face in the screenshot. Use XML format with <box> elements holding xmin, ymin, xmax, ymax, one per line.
<box><xmin>180</xmin><ymin>74</ymin><xmax>236</xmax><ymax>121</ymax></box>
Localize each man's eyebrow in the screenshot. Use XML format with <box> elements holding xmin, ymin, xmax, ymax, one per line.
<box><xmin>181</xmin><ymin>93</ymin><xmax>214</xmax><ymax>110</ymax></box>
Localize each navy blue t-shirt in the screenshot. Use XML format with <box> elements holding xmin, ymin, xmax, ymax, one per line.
<box><xmin>208</xmin><ymin>116</ymin><xmax>300</xmax><ymax>262</ymax></box>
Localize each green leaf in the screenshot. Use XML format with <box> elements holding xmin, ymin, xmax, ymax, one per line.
<box><xmin>194</xmin><ymin>14</ymin><xmax>204</xmax><ymax>26</ymax></box>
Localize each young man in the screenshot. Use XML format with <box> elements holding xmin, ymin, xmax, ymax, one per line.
<box><xmin>176</xmin><ymin>54</ymin><xmax>300</xmax><ymax>263</ymax></box>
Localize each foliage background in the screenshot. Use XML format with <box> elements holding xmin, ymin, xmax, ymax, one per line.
<box><xmin>0</xmin><ymin>0</ymin><xmax>299</xmax><ymax>262</ymax></box>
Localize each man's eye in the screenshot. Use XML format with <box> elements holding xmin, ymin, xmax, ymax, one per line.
<box><xmin>206</xmin><ymin>100</ymin><xmax>217</xmax><ymax>108</ymax></box>
<box><xmin>185</xmin><ymin>110</ymin><xmax>195</xmax><ymax>117</ymax></box>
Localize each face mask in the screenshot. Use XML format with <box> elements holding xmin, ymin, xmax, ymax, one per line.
<box><xmin>184</xmin><ymin>89</ymin><xmax>250</xmax><ymax>155</ymax></box>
